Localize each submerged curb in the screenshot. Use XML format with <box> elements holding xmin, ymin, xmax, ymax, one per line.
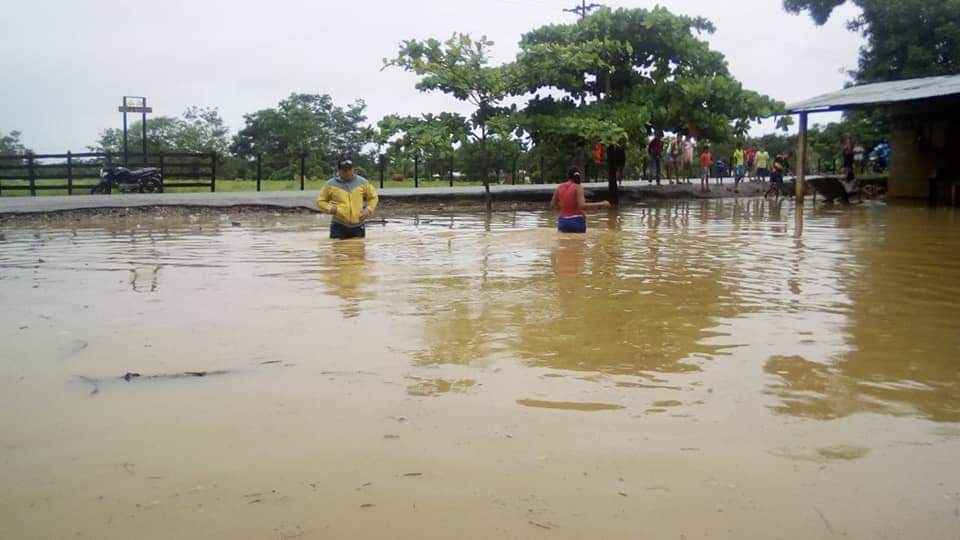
<box><xmin>0</xmin><ymin>179</ymin><xmax>788</xmax><ymax>216</ymax></box>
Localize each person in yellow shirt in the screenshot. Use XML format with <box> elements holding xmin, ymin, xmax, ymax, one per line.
<box><xmin>754</xmin><ymin>145</ymin><xmax>771</xmax><ymax>183</ymax></box>
<box><xmin>316</xmin><ymin>159</ymin><xmax>379</xmax><ymax>239</ymax></box>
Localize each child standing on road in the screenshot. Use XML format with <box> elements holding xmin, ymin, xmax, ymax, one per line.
<box><xmin>714</xmin><ymin>159</ymin><xmax>726</xmax><ymax>185</ymax></box>
<box><xmin>733</xmin><ymin>143</ymin><xmax>746</xmax><ymax>193</ymax></box>
<box><xmin>669</xmin><ymin>136</ymin><xmax>682</xmax><ymax>184</ymax></box>
<box><xmin>700</xmin><ymin>145</ymin><xmax>713</xmax><ymax>193</ymax></box>
<box><xmin>682</xmin><ymin>135</ymin><xmax>695</xmax><ymax>184</ymax></box>
<box><xmin>745</xmin><ymin>146</ymin><xmax>757</xmax><ymax>182</ymax></box>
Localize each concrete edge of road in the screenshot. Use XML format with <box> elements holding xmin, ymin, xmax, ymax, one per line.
<box><xmin>0</xmin><ymin>179</ymin><xmax>791</xmax><ymax>216</ymax></box>
<box><xmin>0</xmin><ymin>203</ymin><xmax>323</xmax><ymax>217</ymax></box>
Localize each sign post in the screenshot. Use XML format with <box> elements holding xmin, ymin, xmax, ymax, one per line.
<box><xmin>118</xmin><ymin>96</ymin><xmax>152</xmax><ymax>165</ymax></box>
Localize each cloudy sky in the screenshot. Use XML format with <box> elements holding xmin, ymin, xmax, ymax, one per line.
<box><xmin>1</xmin><ymin>0</ymin><xmax>863</xmax><ymax>151</ymax></box>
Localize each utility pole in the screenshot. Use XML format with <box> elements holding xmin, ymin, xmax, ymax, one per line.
<box><xmin>563</xmin><ymin>0</ymin><xmax>603</xmax><ymax>19</ymax></box>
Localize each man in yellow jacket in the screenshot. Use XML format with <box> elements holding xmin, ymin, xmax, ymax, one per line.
<box><xmin>316</xmin><ymin>159</ymin><xmax>379</xmax><ymax>239</ymax></box>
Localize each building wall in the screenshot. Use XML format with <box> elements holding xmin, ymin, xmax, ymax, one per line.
<box><xmin>889</xmin><ymin>100</ymin><xmax>960</xmax><ymax>199</ymax></box>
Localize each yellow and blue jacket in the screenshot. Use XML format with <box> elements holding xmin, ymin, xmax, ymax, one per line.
<box><xmin>316</xmin><ymin>175</ymin><xmax>379</xmax><ymax>227</ymax></box>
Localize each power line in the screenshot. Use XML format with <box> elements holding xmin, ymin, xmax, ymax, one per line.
<box><xmin>563</xmin><ymin>0</ymin><xmax>604</xmax><ymax>19</ymax></box>
<box><xmin>487</xmin><ymin>0</ymin><xmax>571</xmax><ymax>9</ymax></box>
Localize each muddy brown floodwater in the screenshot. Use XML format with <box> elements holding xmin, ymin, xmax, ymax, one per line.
<box><xmin>1</xmin><ymin>199</ymin><xmax>959</xmax><ymax>539</ymax></box>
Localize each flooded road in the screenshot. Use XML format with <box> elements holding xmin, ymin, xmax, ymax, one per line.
<box><xmin>1</xmin><ymin>200</ymin><xmax>959</xmax><ymax>539</ymax></box>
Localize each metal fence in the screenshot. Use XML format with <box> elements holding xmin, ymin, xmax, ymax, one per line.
<box><xmin>0</xmin><ymin>152</ymin><xmax>215</xmax><ymax>196</ymax></box>
<box><xmin>247</xmin><ymin>152</ymin><xmax>535</xmax><ymax>191</ymax></box>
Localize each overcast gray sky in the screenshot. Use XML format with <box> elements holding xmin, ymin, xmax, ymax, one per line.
<box><xmin>1</xmin><ymin>0</ymin><xmax>863</xmax><ymax>151</ymax></box>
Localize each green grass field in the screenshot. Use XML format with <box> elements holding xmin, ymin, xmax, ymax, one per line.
<box><xmin>0</xmin><ymin>177</ymin><xmax>495</xmax><ymax>197</ymax></box>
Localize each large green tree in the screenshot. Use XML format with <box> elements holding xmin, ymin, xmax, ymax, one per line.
<box><xmin>518</xmin><ymin>7</ymin><xmax>784</xmax><ymax>143</ymax></box>
<box><xmin>384</xmin><ymin>33</ymin><xmax>526</xmax><ymax>203</ymax></box>
<box><xmin>377</xmin><ymin>113</ymin><xmax>469</xmax><ymax>180</ymax></box>
<box><xmin>231</xmin><ymin>93</ymin><xmax>370</xmax><ymax>179</ymax></box>
<box><xmin>515</xmin><ymin>7</ymin><xmax>786</xmax><ymax>197</ymax></box>
<box><xmin>0</xmin><ymin>130</ymin><xmax>30</xmax><ymax>156</ymax></box>
<box><xmin>91</xmin><ymin>107</ymin><xmax>230</xmax><ymax>156</ymax></box>
<box><xmin>783</xmin><ymin>0</ymin><xmax>960</xmax><ymax>82</ymax></box>
<box><xmin>175</xmin><ymin>107</ymin><xmax>231</xmax><ymax>154</ymax></box>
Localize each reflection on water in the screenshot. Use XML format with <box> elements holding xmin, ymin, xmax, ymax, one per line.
<box><xmin>2</xmin><ymin>200</ymin><xmax>960</xmax><ymax>539</ymax></box>
<box><xmin>514</xmin><ymin>229</ymin><xmax>736</xmax><ymax>375</ymax></box>
<box><xmin>316</xmin><ymin>239</ymin><xmax>371</xmax><ymax>319</ymax></box>
<box><xmin>1</xmin><ymin>201</ymin><xmax>958</xmax><ymax>423</ymax></box>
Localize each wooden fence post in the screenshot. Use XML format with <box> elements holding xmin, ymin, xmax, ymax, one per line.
<box><xmin>159</xmin><ymin>153</ymin><xmax>165</xmax><ymax>180</ymax></box>
<box><xmin>379</xmin><ymin>154</ymin><xmax>385</xmax><ymax>189</ymax></box>
<box><xmin>300</xmin><ymin>154</ymin><xmax>306</xmax><ymax>191</ymax></box>
<box><xmin>67</xmin><ymin>151</ymin><xmax>73</xmax><ymax>195</ymax></box>
<box><xmin>28</xmin><ymin>154</ymin><xmax>36</xmax><ymax>197</ymax></box>
<box><xmin>449</xmin><ymin>154</ymin><xmax>454</xmax><ymax>187</ymax></box>
<box><xmin>256</xmin><ymin>154</ymin><xmax>262</xmax><ymax>192</ymax></box>
<box><xmin>210</xmin><ymin>152</ymin><xmax>217</xmax><ymax>193</ymax></box>
<box><xmin>540</xmin><ymin>153</ymin><xmax>545</xmax><ymax>184</ymax></box>
<box><xmin>414</xmin><ymin>154</ymin><xmax>419</xmax><ymax>188</ymax></box>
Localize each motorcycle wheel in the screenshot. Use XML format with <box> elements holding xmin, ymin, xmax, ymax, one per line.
<box><xmin>140</xmin><ymin>177</ymin><xmax>164</xmax><ymax>194</ymax></box>
<box><xmin>91</xmin><ymin>183</ymin><xmax>111</xmax><ymax>195</ymax></box>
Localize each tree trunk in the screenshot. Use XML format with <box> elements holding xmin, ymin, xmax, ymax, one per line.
<box><xmin>480</xmin><ymin>127</ymin><xmax>491</xmax><ymax>210</ymax></box>
<box><xmin>607</xmin><ymin>146</ymin><xmax>619</xmax><ymax>206</ymax></box>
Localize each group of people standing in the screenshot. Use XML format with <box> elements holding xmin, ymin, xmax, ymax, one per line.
<box><xmin>646</xmin><ymin>134</ymin><xmax>784</xmax><ymax>193</ymax></box>
<box><xmin>731</xmin><ymin>143</ymin><xmax>775</xmax><ymax>191</ymax></box>
<box><xmin>842</xmin><ymin>136</ymin><xmax>890</xmax><ymax>177</ymax></box>
<box><xmin>646</xmin><ymin>133</ymin><xmax>699</xmax><ymax>186</ymax></box>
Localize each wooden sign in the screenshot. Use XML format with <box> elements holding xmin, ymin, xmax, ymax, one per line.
<box><xmin>118</xmin><ymin>106</ymin><xmax>153</xmax><ymax>113</ymax></box>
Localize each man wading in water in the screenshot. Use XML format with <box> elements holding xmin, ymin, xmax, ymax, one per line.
<box><xmin>550</xmin><ymin>167</ymin><xmax>611</xmax><ymax>233</ymax></box>
<box><xmin>316</xmin><ymin>159</ymin><xmax>379</xmax><ymax>239</ymax></box>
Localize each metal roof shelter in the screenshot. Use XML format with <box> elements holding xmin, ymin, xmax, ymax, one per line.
<box><xmin>785</xmin><ymin>74</ymin><xmax>960</xmax><ymax>200</ymax></box>
<box><xmin>786</xmin><ymin>74</ymin><xmax>960</xmax><ymax>114</ymax></box>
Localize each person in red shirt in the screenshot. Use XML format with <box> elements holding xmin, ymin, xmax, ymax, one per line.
<box><xmin>745</xmin><ymin>146</ymin><xmax>757</xmax><ymax>182</ymax></box>
<box><xmin>550</xmin><ymin>167</ymin><xmax>611</xmax><ymax>233</ymax></box>
<box><xmin>700</xmin><ymin>145</ymin><xmax>713</xmax><ymax>193</ymax></box>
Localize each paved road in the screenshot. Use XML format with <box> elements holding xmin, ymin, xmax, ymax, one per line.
<box><xmin>0</xmin><ymin>178</ymin><xmax>793</xmax><ymax>215</ymax></box>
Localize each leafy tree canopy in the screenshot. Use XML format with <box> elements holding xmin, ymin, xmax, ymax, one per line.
<box><xmin>384</xmin><ymin>33</ymin><xmax>524</xmax><ymax>122</ymax></box>
<box><xmin>0</xmin><ymin>130</ymin><xmax>30</xmax><ymax>155</ymax></box>
<box><xmin>377</xmin><ymin>112</ymin><xmax>470</xmax><ymax>161</ymax></box>
<box><xmin>384</xmin><ymin>33</ymin><xmax>527</xmax><ymax>191</ymax></box>
<box><xmin>91</xmin><ymin>107</ymin><xmax>230</xmax><ymax>155</ymax></box>
<box><xmin>516</xmin><ymin>7</ymin><xmax>787</xmax><ymax>146</ymax></box>
<box><xmin>230</xmin><ymin>93</ymin><xmax>370</xmax><ymax>168</ymax></box>
<box><xmin>783</xmin><ymin>0</ymin><xmax>960</xmax><ymax>82</ymax></box>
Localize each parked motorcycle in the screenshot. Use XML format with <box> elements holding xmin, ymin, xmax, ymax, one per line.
<box><xmin>91</xmin><ymin>166</ymin><xmax>164</xmax><ymax>194</ymax></box>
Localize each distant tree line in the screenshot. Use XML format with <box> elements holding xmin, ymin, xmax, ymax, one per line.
<box><xmin>4</xmin><ymin>1</ymin><xmax>955</xmax><ymax>183</ymax></box>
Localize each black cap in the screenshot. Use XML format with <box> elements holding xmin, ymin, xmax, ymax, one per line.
<box><xmin>337</xmin><ymin>159</ymin><xmax>354</xmax><ymax>170</ymax></box>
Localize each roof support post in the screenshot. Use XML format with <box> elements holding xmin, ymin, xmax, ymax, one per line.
<box><xmin>796</xmin><ymin>112</ymin><xmax>808</xmax><ymax>202</ymax></box>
